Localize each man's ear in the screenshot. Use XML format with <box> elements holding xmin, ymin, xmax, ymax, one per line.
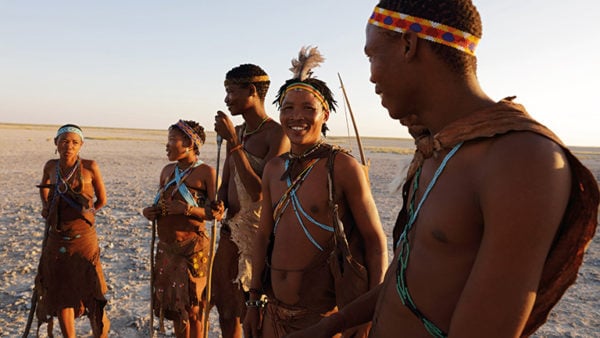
<box><xmin>401</xmin><ymin>31</ymin><xmax>419</xmax><ymax>61</ymax></box>
<box><xmin>323</xmin><ymin>109</ymin><xmax>330</xmax><ymax>122</ymax></box>
<box><xmin>248</xmin><ymin>84</ymin><xmax>257</xmax><ymax>97</ymax></box>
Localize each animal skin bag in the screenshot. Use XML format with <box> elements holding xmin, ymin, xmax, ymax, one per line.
<box><xmin>327</xmin><ymin>150</ymin><xmax>369</xmax><ymax>308</ymax></box>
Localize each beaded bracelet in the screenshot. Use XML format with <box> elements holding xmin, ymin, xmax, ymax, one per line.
<box><xmin>245</xmin><ymin>299</ymin><xmax>267</xmax><ymax>308</ymax></box>
<box><xmin>229</xmin><ymin>144</ymin><xmax>243</xmax><ymax>154</ymax></box>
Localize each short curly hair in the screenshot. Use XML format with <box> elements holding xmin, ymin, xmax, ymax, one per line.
<box><xmin>225</xmin><ymin>64</ymin><xmax>270</xmax><ymax>101</ymax></box>
<box><xmin>169</xmin><ymin>120</ymin><xmax>206</xmax><ymax>155</ymax></box>
<box><xmin>376</xmin><ymin>0</ymin><xmax>482</xmax><ymax>75</ymax></box>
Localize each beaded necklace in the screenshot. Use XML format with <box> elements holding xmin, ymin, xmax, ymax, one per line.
<box><xmin>242</xmin><ymin>116</ymin><xmax>271</xmax><ymax>144</ymax></box>
<box><xmin>395</xmin><ymin>142</ymin><xmax>463</xmax><ymax>338</ymax></box>
<box><xmin>57</xmin><ymin>158</ymin><xmax>81</xmax><ymax>194</ymax></box>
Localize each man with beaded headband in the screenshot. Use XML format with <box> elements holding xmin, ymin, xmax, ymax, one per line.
<box><xmin>243</xmin><ymin>46</ymin><xmax>387</xmax><ymax>338</ymax></box>
<box><xmin>287</xmin><ymin>1</ymin><xmax>599</xmax><ymax>337</ymax></box>
<box><xmin>213</xmin><ymin>64</ymin><xmax>289</xmax><ymax>338</ymax></box>
<box><xmin>36</xmin><ymin>124</ymin><xmax>110</xmax><ymax>337</ymax></box>
<box><xmin>143</xmin><ymin>120</ymin><xmax>224</xmax><ymax>338</ymax></box>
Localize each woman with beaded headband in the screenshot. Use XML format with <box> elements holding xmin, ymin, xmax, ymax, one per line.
<box><xmin>212</xmin><ymin>64</ymin><xmax>289</xmax><ymax>338</ymax></box>
<box><xmin>243</xmin><ymin>46</ymin><xmax>387</xmax><ymax>338</ymax></box>
<box><xmin>36</xmin><ymin>124</ymin><xmax>110</xmax><ymax>337</ymax></box>
<box><xmin>143</xmin><ymin>120</ymin><xmax>224</xmax><ymax>338</ymax></box>
<box><xmin>287</xmin><ymin>0</ymin><xmax>598</xmax><ymax>337</ymax></box>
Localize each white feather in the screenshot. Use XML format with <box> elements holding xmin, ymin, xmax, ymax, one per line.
<box><xmin>289</xmin><ymin>46</ymin><xmax>325</xmax><ymax>81</ymax></box>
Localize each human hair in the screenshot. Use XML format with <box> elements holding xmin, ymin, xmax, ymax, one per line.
<box><xmin>273</xmin><ymin>78</ymin><xmax>337</xmax><ymax>136</ymax></box>
<box><xmin>377</xmin><ymin>0</ymin><xmax>482</xmax><ymax>75</ymax></box>
<box><xmin>225</xmin><ymin>64</ymin><xmax>270</xmax><ymax>101</ymax></box>
<box><xmin>54</xmin><ymin>124</ymin><xmax>83</xmax><ymax>143</ymax></box>
<box><xmin>169</xmin><ymin>120</ymin><xmax>206</xmax><ymax>155</ymax></box>
<box><xmin>273</xmin><ymin>77</ymin><xmax>337</xmax><ymax>136</ymax></box>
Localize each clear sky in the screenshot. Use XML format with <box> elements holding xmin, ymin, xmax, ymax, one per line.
<box><xmin>1</xmin><ymin>0</ymin><xmax>599</xmax><ymax>146</ymax></box>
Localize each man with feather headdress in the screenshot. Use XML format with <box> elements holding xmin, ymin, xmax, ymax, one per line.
<box><xmin>242</xmin><ymin>46</ymin><xmax>388</xmax><ymax>338</ymax></box>
<box><xmin>213</xmin><ymin>64</ymin><xmax>290</xmax><ymax>338</ymax></box>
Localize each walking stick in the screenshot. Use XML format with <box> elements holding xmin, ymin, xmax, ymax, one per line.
<box><xmin>23</xmin><ymin>195</ymin><xmax>53</xmax><ymax>338</ymax></box>
<box><xmin>203</xmin><ymin>135</ymin><xmax>223</xmax><ymax>338</ymax></box>
<box><xmin>149</xmin><ymin>219</ymin><xmax>156</xmax><ymax>338</ymax></box>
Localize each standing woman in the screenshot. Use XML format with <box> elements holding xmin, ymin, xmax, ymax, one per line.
<box><xmin>143</xmin><ymin>120</ymin><xmax>224</xmax><ymax>338</ymax></box>
<box><xmin>36</xmin><ymin>124</ymin><xmax>110</xmax><ymax>337</ymax></box>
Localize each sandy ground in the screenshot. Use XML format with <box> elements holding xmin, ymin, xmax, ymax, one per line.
<box><xmin>0</xmin><ymin>123</ymin><xmax>598</xmax><ymax>337</ymax></box>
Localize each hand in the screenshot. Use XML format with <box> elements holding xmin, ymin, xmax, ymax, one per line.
<box><xmin>243</xmin><ymin>307</ymin><xmax>261</xmax><ymax>338</ymax></box>
<box><xmin>208</xmin><ymin>200</ymin><xmax>225</xmax><ymax>221</ymax></box>
<box><xmin>214</xmin><ymin>111</ymin><xmax>238</xmax><ymax>144</ymax></box>
<box><xmin>41</xmin><ymin>207</ymin><xmax>49</xmax><ymax>219</ymax></box>
<box><xmin>142</xmin><ymin>206</ymin><xmax>159</xmax><ymax>221</ymax></box>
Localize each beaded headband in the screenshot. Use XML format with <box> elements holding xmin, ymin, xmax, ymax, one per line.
<box><xmin>368</xmin><ymin>6</ymin><xmax>480</xmax><ymax>56</ymax></box>
<box><xmin>280</xmin><ymin>82</ymin><xmax>329</xmax><ymax>111</ymax></box>
<box><xmin>56</xmin><ymin>126</ymin><xmax>84</xmax><ymax>141</ymax></box>
<box><xmin>175</xmin><ymin>120</ymin><xmax>203</xmax><ymax>151</ymax></box>
<box><xmin>224</xmin><ymin>75</ymin><xmax>270</xmax><ymax>86</ymax></box>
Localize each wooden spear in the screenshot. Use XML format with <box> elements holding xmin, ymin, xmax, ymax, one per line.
<box><xmin>203</xmin><ymin>135</ymin><xmax>223</xmax><ymax>338</ymax></box>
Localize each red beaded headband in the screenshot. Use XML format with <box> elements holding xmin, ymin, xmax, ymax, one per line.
<box><xmin>369</xmin><ymin>6</ymin><xmax>480</xmax><ymax>56</ymax></box>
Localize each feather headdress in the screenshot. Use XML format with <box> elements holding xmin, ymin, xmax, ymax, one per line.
<box><xmin>289</xmin><ymin>46</ymin><xmax>325</xmax><ymax>81</ymax></box>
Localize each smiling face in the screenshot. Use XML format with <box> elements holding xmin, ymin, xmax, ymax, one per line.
<box><xmin>224</xmin><ymin>83</ymin><xmax>254</xmax><ymax>116</ymax></box>
<box><xmin>365</xmin><ymin>24</ymin><xmax>417</xmax><ymax>121</ymax></box>
<box><xmin>55</xmin><ymin>132</ymin><xmax>83</xmax><ymax>161</ymax></box>
<box><xmin>279</xmin><ymin>89</ymin><xmax>329</xmax><ymax>153</ymax></box>
<box><xmin>166</xmin><ymin>128</ymin><xmax>191</xmax><ymax>162</ymax></box>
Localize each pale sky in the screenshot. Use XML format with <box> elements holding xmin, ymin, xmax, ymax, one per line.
<box><xmin>1</xmin><ymin>0</ymin><xmax>599</xmax><ymax>146</ymax></box>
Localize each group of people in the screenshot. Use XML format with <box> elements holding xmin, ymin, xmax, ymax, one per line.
<box><xmin>31</xmin><ymin>0</ymin><xmax>598</xmax><ymax>337</ymax></box>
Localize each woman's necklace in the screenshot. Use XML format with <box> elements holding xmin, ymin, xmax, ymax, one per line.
<box><xmin>59</xmin><ymin>160</ymin><xmax>79</xmax><ymax>182</ymax></box>
<box><xmin>242</xmin><ymin>116</ymin><xmax>271</xmax><ymax>144</ymax></box>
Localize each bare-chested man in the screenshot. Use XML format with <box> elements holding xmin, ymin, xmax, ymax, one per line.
<box><xmin>212</xmin><ymin>64</ymin><xmax>290</xmax><ymax>338</ymax></box>
<box><xmin>243</xmin><ymin>47</ymin><xmax>388</xmax><ymax>338</ymax></box>
<box><xmin>287</xmin><ymin>1</ymin><xmax>599</xmax><ymax>337</ymax></box>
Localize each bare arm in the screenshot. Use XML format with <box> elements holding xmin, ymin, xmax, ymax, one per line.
<box><xmin>89</xmin><ymin>160</ymin><xmax>107</xmax><ymax>211</ymax></box>
<box><xmin>39</xmin><ymin>160</ymin><xmax>53</xmax><ymax>218</ymax></box>
<box><xmin>243</xmin><ymin>160</ymin><xmax>278</xmax><ymax>337</ymax></box>
<box><xmin>217</xmin><ymin>156</ymin><xmax>230</xmax><ymax>209</ymax></box>
<box><xmin>337</xmin><ymin>154</ymin><xmax>388</xmax><ymax>288</ymax></box>
<box><xmin>215</xmin><ymin>111</ymin><xmax>263</xmax><ymax>201</ymax></box>
<box><xmin>448</xmin><ymin>133</ymin><xmax>571</xmax><ymax>337</ymax></box>
<box><xmin>216</xmin><ymin>111</ymin><xmax>289</xmax><ymax>202</ymax></box>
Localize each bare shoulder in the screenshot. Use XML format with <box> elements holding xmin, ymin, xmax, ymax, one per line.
<box><xmin>264</xmin><ymin>155</ymin><xmax>285</xmax><ymax>175</ymax></box>
<box><xmin>160</xmin><ymin>163</ymin><xmax>176</xmax><ymax>178</ymax></box>
<box><xmin>333</xmin><ymin>150</ymin><xmax>363</xmax><ymax>176</ymax></box>
<box><xmin>264</xmin><ymin>119</ymin><xmax>285</xmax><ymax>140</ymax></box>
<box><xmin>198</xmin><ymin>162</ymin><xmax>216</xmax><ymax>176</ymax></box>
<box><xmin>481</xmin><ymin>131</ymin><xmax>570</xmax><ymax>178</ymax></box>
<box><xmin>477</xmin><ymin>131</ymin><xmax>571</xmax><ymax>231</ymax></box>
<box><xmin>80</xmin><ymin>158</ymin><xmax>100</xmax><ymax>170</ymax></box>
<box><xmin>43</xmin><ymin>159</ymin><xmax>56</xmax><ymax>170</ymax></box>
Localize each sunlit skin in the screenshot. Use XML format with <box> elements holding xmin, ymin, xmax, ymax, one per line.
<box><xmin>243</xmin><ymin>89</ymin><xmax>388</xmax><ymax>338</ymax></box>
<box><xmin>279</xmin><ymin>90</ymin><xmax>329</xmax><ymax>154</ymax></box>
<box><xmin>39</xmin><ymin>131</ymin><xmax>109</xmax><ymax>337</ymax></box>
<box><xmin>285</xmin><ymin>20</ymin><xmax>573</xmax><ymax>338</ymax></box>
<box><xmin>142</xmin><ymin>127</ymin><xmax>224</xmax><ymax>338</ymax></box>
<box><xmin>213</xmin><ymin>78</ymin><xmax>289</xmax><ymax>338</ymax></box>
